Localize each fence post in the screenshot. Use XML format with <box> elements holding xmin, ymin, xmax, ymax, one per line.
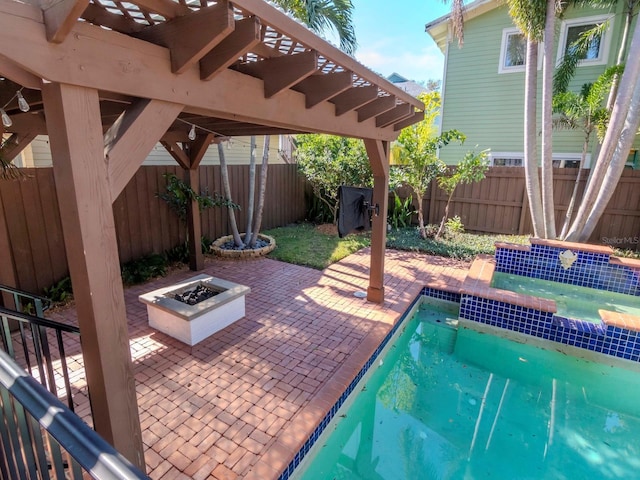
<box><xmin>518</xmin><ymin>187</ymin><xmax>529</xmax><ymax>235</ymax></box>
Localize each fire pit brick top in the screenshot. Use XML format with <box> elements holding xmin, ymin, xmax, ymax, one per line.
<box><xmin>138</xmin><ymin>274</ymin><xmax>251</xmax><ymax>321</ymax></box>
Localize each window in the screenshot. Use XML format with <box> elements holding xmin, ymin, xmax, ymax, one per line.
<box><xmin>489</xmin><ymin>153</ymin><xmax>524</xmax><ymax>167</ymax></box>
<box><xmin>490</xmin><ymin>153</ymin><xmax>588</xmax><ymax>168</ymax></box>
<box><xmin>557</xmin><ymin>15</ymin><xmax>613</xmax><ymax>66</ymax></box>
<box><xmin>499</xmin><ymin>28</ymin><xmax>527</xmax><ymax>73</ymax></box>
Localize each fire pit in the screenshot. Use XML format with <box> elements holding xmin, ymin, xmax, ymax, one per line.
<box><xmin>138</xmin><ymin>274</ymin><xmax>250</xmax><ymax>346</ymax></box>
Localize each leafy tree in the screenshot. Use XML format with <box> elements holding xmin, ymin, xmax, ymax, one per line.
<box><xmin>295</xmin><ymin>134</ymin><xmax>372</xmax><ymax>224</ymax></box>
<box><xmin>392</xmin><ymin>127</ymin><xmax>464</xmax><ymax>239</ymax></box>
<box><xmin>435</xmin><ymin>150</ymin><xmax>489</xmax><ymax>239</ymax></box>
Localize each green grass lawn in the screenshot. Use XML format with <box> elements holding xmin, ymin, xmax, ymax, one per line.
<box><xmin>263</xmin><ymin>223</ymin><xmax>531</xmax><ymax>268</ymax></box>
<box><xmin>263</xmin><ymin>223</ymin><xmax>371</xmax><ymax>269</ymax></box>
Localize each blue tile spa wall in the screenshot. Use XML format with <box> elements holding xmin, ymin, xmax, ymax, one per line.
<box><xmin>460</xmin><ymin>294</ymin><xmax>640</xmax><ymax>363</ymax></box>
<box><xmin>495</xmin><ymin>244</ymin><xmax>640</xmax><ymax>296</ymax></box>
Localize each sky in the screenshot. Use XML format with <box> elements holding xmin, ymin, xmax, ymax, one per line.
<box><xmin>349</xmin><ymin>0</ymin><xmax>451</xmax><ymax>84</ymax></box>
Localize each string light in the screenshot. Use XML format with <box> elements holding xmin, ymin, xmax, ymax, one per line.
<box><xmin>175</xmin><ymin>117</ymin><xmax>276</xmax><ymax>151</ymax></box>
<box><xmin>16</xmin><ymin>91</ymin><xmax>29</xmax><ymax>112</ymax></box>
<box><xmin>0</xmin><ymin>88</ymin><xmax>30</xmax><ymax>127</ymax></box>
<box><xmin>1</xmin><ymin>109</ymin><xmax>12</xmax><ymax>127</ymax></box>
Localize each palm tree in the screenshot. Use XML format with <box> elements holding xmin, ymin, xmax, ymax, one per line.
<box><xmin>219</xmin><ymin>0</ymin><xmax>358</xmax><ymax>248</ymax></box>
<box><xmin>271</xmin><ymin>0</ymin><xmax>357</xmax><ymax>54</ymax></box>
<box><xmin>552</xmin><ymin>67</ymin><xmax>620</xmax><ymax>237</ymax></box>
<box><xmin>505</xmin><ymin>0</ymin><xmax>547</xmax><ymax>237</ymax></box>
<box><xmin>565</xmin><ymin>18</ymin><xmax>640</xmax><ymax>241</ymax></box>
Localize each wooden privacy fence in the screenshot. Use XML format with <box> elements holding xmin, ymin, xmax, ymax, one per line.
<box><xmin>0</xmin><ymin>165</ymin><xmax>307</xmax><ymax>294</ymax></box>
<box><xmin>414</xmin><ymin>166</ymin><xmax>640</xmax><ymax>248</ymax></box>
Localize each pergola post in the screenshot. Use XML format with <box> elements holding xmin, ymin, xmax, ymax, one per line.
<box><xmin>364</xmin><ymin>139</ymin><xmax>390</xmax><ymax>304</ymax></box>
<box><xmin>41</xmin><ymin>82</ymin><xmax>145</xmax><ymax>471</ymax></box>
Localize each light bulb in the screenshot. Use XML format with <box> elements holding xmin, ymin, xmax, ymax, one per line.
<box><xmin>188</xmin><ymin>124</ymin><xmax>196</xmax><ymax>141</ymax></box>
<box><xmin>16</xmin><ymin>91</ymin><xmax>29</xmax><ymax>112</ymax></box>
<box><xmin>1</xmin><ymin>109</ymin><xmax>12</xmax><ymax>127</ymax></box>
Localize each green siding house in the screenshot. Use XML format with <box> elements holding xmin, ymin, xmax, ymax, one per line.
<box><xmin>425</xmin><ymin>0</ymin><xmax>639</xmax><ymax>168</ymax></box>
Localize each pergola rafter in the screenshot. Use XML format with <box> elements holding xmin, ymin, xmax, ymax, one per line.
<box><xmin>0</xmin><ymin>0</ymin><xmax>426</xmax><ymax>473</ymax></box>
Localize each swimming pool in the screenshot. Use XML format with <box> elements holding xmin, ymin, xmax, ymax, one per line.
<box><xmin>292</xmin><ymin>296</ymin><xmax>640</xmax><ymax>479</ymax></box>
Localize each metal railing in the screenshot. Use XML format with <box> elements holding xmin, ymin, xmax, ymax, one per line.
<box><xmin>0</xmin><ymin>285</ymin><xmax>80</xmax><ymax>412</ymax></box>
<box><xmin>0</xmin><ymin>349</ymin><xmax>149</xmax><ymax>479</ymax></box>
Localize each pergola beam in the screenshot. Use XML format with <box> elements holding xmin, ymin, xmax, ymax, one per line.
<box><xmin>130</xmin><ymin>0</ymin><xmax>188</xmax><ymax>19</ymax></box>
<box><xmin>0</xmin><ymin>132</ymin><xmax>37</xmax><ymax>161</ymax></box>
<box><xmin>0</xmin><ymin>56</ymin><xmax>41</xmax><ymax>90</ymax></box>
<box><xmin>200</xmin><ymin>16</ymin><xmax>261</xmax><ymax>81</ymax></box>
<box><xmin>293</xmin><ymin>70</ymin><xmax>353</xmax><ymax>108</ymax></box>
<box><xmin>0</xmin><ymin>10</ymin><xmax>401</xmax><ymax>140</ymax></box>
<box><xmin>331</xmin><ymin>85</ymin><xmax>378</xmax><ymax>116</ymax></box>
<box><xmin>135</xmin><ymin>0</ymin><xmax>235</xmax><ymax>74</ymax></box>
<box><xmin>105</xmin><ymin>98</ymin><xmax>183</xmax><ymax>200</ymax></box>
<box><xmin>41</xmin><ymin>81</ymin><xmax>145</xmax><ymax>470</ymax></box>
<box><xmin>161</xmin><ymin>140</ymin><xmax>191</xmax><ymax>169</ymax></box>
<box><xmin>375</xmin><ymin>103</ymin><xmax>413</xmax><ymax>128</ymax></box>
<box><xmin>394</xmin><ymin>111</ymin><xmax>425</xmax><ymax>131</ymax></box>
<box><xmin>357</xmin><ymin>95</ymin><xmax>396</xmax><ymax>122</ymax></box>
<box><xmin>236</xmin><ymin>50</ymin><xmax>319</xmax><ymax>98</ymax></box>
<box><xmin>41</xmin><ymin>0</ymin><xmax>89</xmax><ymax>43</ymax></box>
<box><xmin>81</xmin><ymin>3</ymin><xmax>145</xmax><ymax>34</ymax></box>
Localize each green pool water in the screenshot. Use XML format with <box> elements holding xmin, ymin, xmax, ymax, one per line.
<box><xmin>295</xmin><ymin>298</ymin><xmax>640</xmax><ymax>480</ymax></box>
<box><xmin>491</xmin><ymin>272</ymin><xmax>640</xmax><ymax>323</ymax></box>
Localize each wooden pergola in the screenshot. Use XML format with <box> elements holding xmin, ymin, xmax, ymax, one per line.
<box><xmin>0</xmin><ymin>0</ymin><xmax>424</xmax><ymax>470</ymax></box>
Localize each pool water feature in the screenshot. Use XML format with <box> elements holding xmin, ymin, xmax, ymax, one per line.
<box><xmin>461</xmin><ymin>240</ymin><xmax>640</xmax><ymax>363</ymax></box>
<box><xmin>491</xmin><ymin>272</ymin><xmax>640</xmax><ymax>323</ymax></box>
<box><xmin>294</xmin><ymin>297</ymin><xmax>640</xmax><ymax>479</ymax></box>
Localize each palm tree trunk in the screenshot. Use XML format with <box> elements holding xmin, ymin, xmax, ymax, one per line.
<box><xmin>559</xmin><ymin>131</ymin><xmax>590</xmax><ymax>239</ymax></box>
<box><xmin>217</xmin><ymin>142</ymin><xmax>244</xmax><ymax>247</ymax></box>
<box><xmin>249</xmin><ymin>135</ymin><xmax>270</xmax><ymax>247</ymax></box>
<box><xmin>541</xmin><ymin>0</ymin><xmax>556</xmax><ymax>238</ymax></box>
<box><xmin>524</xmin><ymin>39</ymin><xmax>544</xmax><ymax>237</ymax></box>
<box><xmin>606</xmin><ymin>0</ymin><xmax>635</xmax><ymax>110</ymax></box>
<box><xmin>577</xmin><ymin>73</ymin><xmax>640</xmax><ymax>241</ymax></box>
<box><xmin>244</xmin><ymin>136</ymin><xmax>256</xmax><ymax>245</ymax></box>
<box><xmin>566</xmin><ymin>18</ymin><xmax>640</xmax><ymax>241</ymax></box>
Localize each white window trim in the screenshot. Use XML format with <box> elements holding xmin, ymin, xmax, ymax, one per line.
<box><xmin>489</xmin><ymin>152</ymin><xmax>592</xmax><ymax>168</ymax></box>
<box><xmin>489</xmin><ymin>152</ymin><xmax>524</xmax><ymax>166</ymax></box>
<box><xmin>499</xmin><ymin>28</ymin><xmax>526</xmax><ymax>74</ymax></box>
<box><xmin>498</xmin><ymin>28</ymin><xmax>542</xmax><ymax>74</ymax></box>
<box><xmin>556</xmin><ymin>14</ymin><xmax>614</xmax><ymax>67</ymax></box>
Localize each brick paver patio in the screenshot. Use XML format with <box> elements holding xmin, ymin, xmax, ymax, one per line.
<box><xmin>47</xmin><ymin>248</ymin><xmax>469</xmax><ymax>479</ymax></box>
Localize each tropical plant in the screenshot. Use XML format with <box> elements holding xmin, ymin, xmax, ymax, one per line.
<box><xmin>158</xmin><ymin>173</ymin><xmax>237</xmax><ymax>259</ymax></box>
<box><xmin>387</xmin><ymin>192</ymin><xmax>415</xmax><ymax>230</ymax></box>
<box><xmin>435</xmin><ymin>150</ymin><xmax>489</xmax><ymax>239</ymax></box>
<box><xmin>271</xmin><ymin>0</ymin><xmax>357</xmax><ymax>54</ymax></box>
<box><xmin>295</xmin><ymin>134</ymin><xmax>372</xmax><ymax>224</ymax></box>
<box><xmin>157</xmin><ymin>173</ymin><xmax>235</xmax><ymax>222</ymax></box>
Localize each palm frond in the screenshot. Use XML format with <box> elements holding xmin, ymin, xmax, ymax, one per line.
<box><xmin>554</xmin><ymin>21</ymin><xmax>608</xmax><ymax>94</ymax></box>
